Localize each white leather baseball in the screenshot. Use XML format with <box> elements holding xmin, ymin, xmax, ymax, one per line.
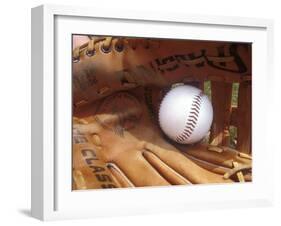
<box><xmin>158</xmin><ymin>85</ymin><xmax>213</xmax><ymax>144</ymax></box>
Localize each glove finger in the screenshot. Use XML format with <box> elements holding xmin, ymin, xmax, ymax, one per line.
<box><xmin>113</xmin><ymin>152</ymin><xmax>170</xmax><ymax>187</ymax></box>
<box><xmin>142</xmin><ymin>151</ymin><xmax>192</xmax><ymax>185</ymax></box>
<box><xmin>144</xmin><ymin>142</ymin><xmax>232</xmax><ymax>184</ymax></box>
<box><xmin>107</xmin><ymin>163</ymin><xmax>134</xmax><ymax>188</ymax></box>
<box><xmin>178</xmin><ymin>144</ymin><xmax>251</xmax><ymax>168</ymax></box>
<box><xmin>182</xmin><ymin>153</ymin><xmax>251</xmax><ymax>180</ymax></box>
<box><xmin>183</xmin><ymin>154</ymin><xmax>232</xmax><ymax>175</ymax></box>
<box><xmin>178</xmin><ymin>144</ymin><xmax>252</xmax><ymax>182</ymax></box>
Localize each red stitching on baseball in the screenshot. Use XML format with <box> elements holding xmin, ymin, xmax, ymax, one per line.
<box><xmin>178</xmin><ymin>134</ymin><xmax>184</xmax><ymax>139</ymax></box>
<box><xmin>190</xmin><ymin>111</ymin><xmax>199</xmax><ymax>117</ymax></box>
<box><xmin>192</xmin><ymin>105</ymin><xmax>200</xmax><ymax>110</ymax></box>
<box><xmin>188</xmin><ymin>115</ymin><xmax>198</xmax><ymax>121</ymax></box>
<box><xmin>177</xmin><ymin>136</ymin><xmax>184</xmax><ymax>142</ymax></box>
<box><xmin>184</xmin><ymin>128</ymin><xmax>193</xmax><ymax>135</ymax></box>
<box><xmin>185</xmin><ymin>128</ymin><xmax>194</xmax><ymax>133</ymax></box>
<box><xmin>181</xmin><ymin>133</ymin><xmax>189</xmax><ymax>139</ymax></box>
<box><xmin>191</xmin><ymin>107</ymin><xmax>200</xmax><ymax>113</ymax></box>
<box><xmin>186</xmin><ymin>122</ymin><xmax>196</xmax><ymax>128</ymax></box>
<box><xmin>184</xmin><ymin>129</ymin><xmax>192</xmax><ymax>135</ymax></box>
<box><xmin>192</xmin><ymin>102</ymin><xmax>200</xmax><ymax>106</ymax></box>
<box><xmin>176</xmin><ymin>92</ymin><xmax>204</xmax><ymax>142</ymax></box>
<box><xmin>187</xmin><ymin>119</ymin><xmax>196</xmax><ymax>125</ymax></box>
<box><xmin>176</xmin><ymin>138</ymin><xmax>182</xmax><ymax>142</ymax></box>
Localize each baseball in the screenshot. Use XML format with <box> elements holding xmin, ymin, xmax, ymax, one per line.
<box><xmin>159</xmin><ymin>85</ymin><xmax>213</xmax><ymax>144</ymax></box>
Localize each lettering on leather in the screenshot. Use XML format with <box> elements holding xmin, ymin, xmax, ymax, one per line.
<box><xmin>155</xmin><ymin>55</ymin><xmax>180</xmax><ymax>73</ymax></box>
<box><xmin>81</xmin><ymin>148</ymin><xmax>116</xmax><ymax>188</ymax></box>
<box><xmin>152</xmin><ymin>44</ymin><xmax>248</xmax><ymax>74</ymax></box>
<box><xmin>73</xmin><ymin>128</ymin><xmax>88</xmax><ymax>144</ymax></box>
<box><xmin>204</xmin><ymin>44</ymin><xmax>248</xmax><ymax>73</ymax></box>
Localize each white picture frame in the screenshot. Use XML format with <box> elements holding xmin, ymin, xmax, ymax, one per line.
<box><xmin>31</xmin><ymin>4</ymin><xmax>274</xmax><ymax>221</ymax></box>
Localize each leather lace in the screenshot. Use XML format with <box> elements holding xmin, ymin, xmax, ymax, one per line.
<box><xmin>223</xmin><ymin>162</ymin><xmax>252</xmax><ymax>182</ymax></box>
<box><xmin>208</xmin><ymin>145</ymin><xmax>252</xmax><ymax>182</ymax></box>
<box><xmin>73</xmin><ymin>36</ymin><xmax>158</xmax><ymax>63</ymax></box>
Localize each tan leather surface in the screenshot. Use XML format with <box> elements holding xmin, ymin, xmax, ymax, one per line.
<box><xmin>72</xmin><ymin>87</ymin><xmax>251</xmax><ymax>189</ymax></box>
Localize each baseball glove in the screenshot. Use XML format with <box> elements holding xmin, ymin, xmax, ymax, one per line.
<box><xmin>72</xmin><ymin>36</ymin><xmax>252</xmax><ymax>190</ymax></box>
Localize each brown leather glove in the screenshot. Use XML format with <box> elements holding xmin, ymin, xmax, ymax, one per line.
<box><xmin>72</xmin><ymin>87</ymin><xmax>251</xmax><ymax>190</ymax></box>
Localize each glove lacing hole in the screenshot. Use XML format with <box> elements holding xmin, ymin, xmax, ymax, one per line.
<box><xmin>86</xmin><ymin>49</ymin><xmax>95</xmax><ymax>57</ymax></box>
<box><xmin>73</xmin><ymin>37</ymin><xmax>160</xmax><ymax>60</ymax></box>
<box><xmin>73</xmin><ymin>56</ymin><xmax>80</xmax><ymax>63</ymax></box>
<box><xmin>86</xmin><ymin>39</ymin><xmax>96</xmax><ymax>56</ymax></box>
<box><xmin>115</xmin><ymin>44</ymin><xmax>124</xmax><ymax>52</ymax></box>
<box><xmin>115</xmin><ymin>38</ymin><xmax>124</xmax><ymax>52</ymax></box>
<box><xmin>101</xmin><ymin>44</ymin><xmax>111</xmax><ymax>53</ymax></box>
<box><xmin>100</xmin><ymin>37</ymin><xmax>113</xmax><ymax>54</ymax></box>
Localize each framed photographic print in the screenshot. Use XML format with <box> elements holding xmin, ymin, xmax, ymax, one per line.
<box><xmin>31</xmin><ymin>4</ymin><xmax>274</xmax><ymax>221</ymax></box>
